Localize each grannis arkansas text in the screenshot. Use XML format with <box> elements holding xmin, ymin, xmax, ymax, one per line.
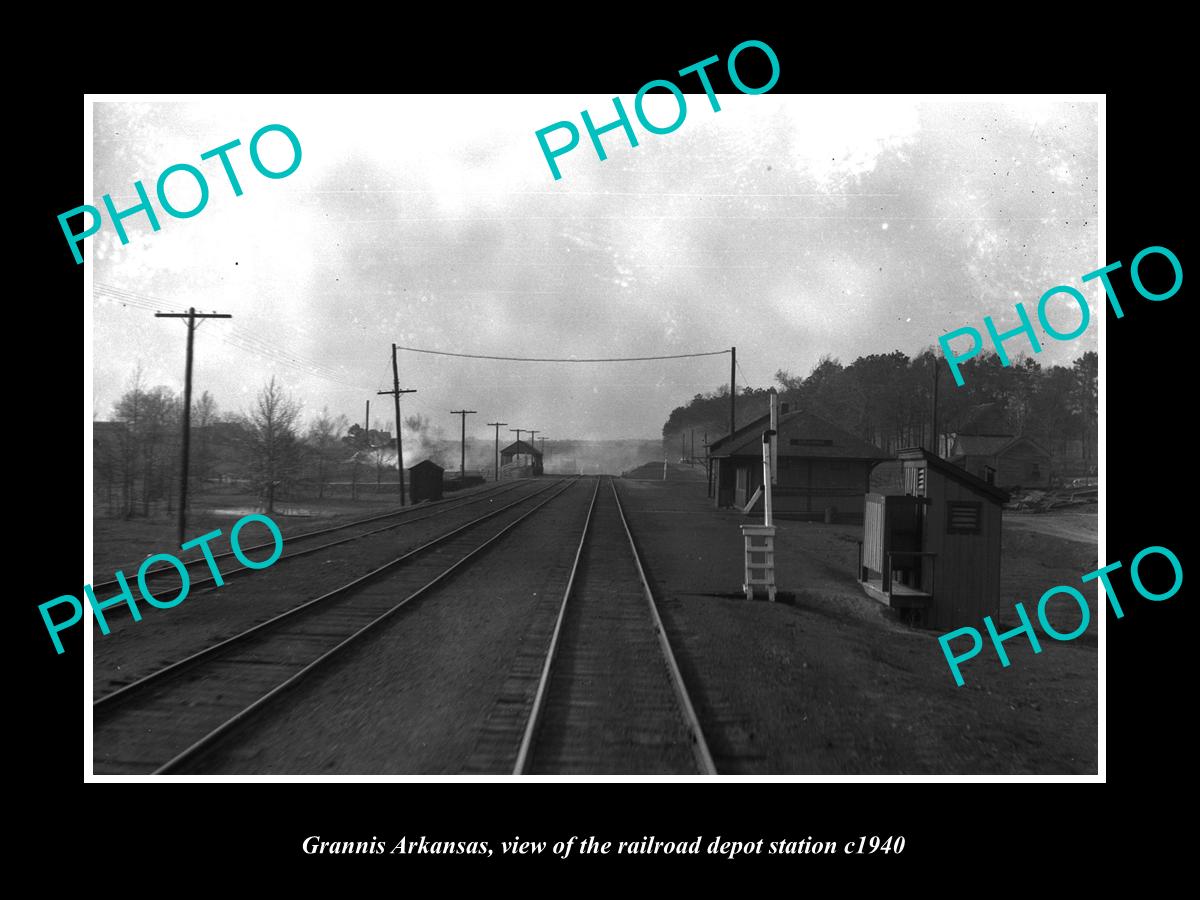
<box><xmin>303</xmin><ymin>836</ymin><xmax>493</xmax><ymax>856</ymax></box>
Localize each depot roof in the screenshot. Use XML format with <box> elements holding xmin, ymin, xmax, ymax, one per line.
<box><xmin>709</xmin><ymin>409</ymin><xmax>892</xmax><ymax>460</ymax></box>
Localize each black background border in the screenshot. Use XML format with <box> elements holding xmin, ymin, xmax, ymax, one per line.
<box><xmin>22</xmin><ymin>24</ymin><xmax>1187</xmax><ymax>878</ymax></box>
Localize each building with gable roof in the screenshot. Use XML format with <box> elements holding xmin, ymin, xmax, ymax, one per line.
<box><xmin>708</xmin><ymin>403</ymin><xmax>891</xmax><ymax>522</ymax></box>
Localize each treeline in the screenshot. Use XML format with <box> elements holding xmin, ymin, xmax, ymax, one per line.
<box><xmin>94</xmin><ymin>371</ymin><xmax>401</xmax><ymax>518</ymax></box>
<box><xmin>663</xmin><ymin>349</ymin><xmax>1097</xmax><ymax>465</ymax></box>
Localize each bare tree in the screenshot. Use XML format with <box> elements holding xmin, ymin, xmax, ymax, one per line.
<box><xmin>242</xmin><ymin>376</ymin><xmax>303</xmax><ymax>514</ymax></box>
<box><xmin>190</xmin><ymin>390</ymin><xmax>219</xmax><ymax>499</ymax></box>
<box><xmin>367</xmin><ymin>419</ymin><xmax>395</xmax><ymax>486</ymax></box>
<box><xmin>93</xmin><ymin>412</ymin><xmax>122</xmax><ymax>516</ymax></box>
<box><xmin>111</xmin><ymin>368</ymin><xmax>180</xmax><ymax>517</ymax></box>
<box><xmin>306</xmin><ymin>408</ymin><xmax>348</xmax><ymax>499</ymax></box>
<box><xmin>111</xmin><ymin>366</ymin><xmax>146</xmax><ymax>517</ymax></box>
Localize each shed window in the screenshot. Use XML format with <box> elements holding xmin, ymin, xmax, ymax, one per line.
<box><xmin>946</xmin><ymin>501</ymin><xmax>982</xmax><ymax>534</ymax></box>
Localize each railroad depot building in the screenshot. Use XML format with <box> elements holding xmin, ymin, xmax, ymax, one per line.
<box><xmin>859</xmin><ymin>447</ymin><xmax>1010</xmax><ymax>629</ymax></box>
<box><xmin>709</xmin><ymin>406</ymin><xmax>891</xmax><ymax>523</ymax></box>
<box><xmin>500</xmin><ymin>440</ymin><xmax>543</xmax><ymax>476</ymax></box>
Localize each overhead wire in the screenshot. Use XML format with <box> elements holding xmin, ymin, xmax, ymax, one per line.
<box><xmin>94</xmin><ymin>282</ymin><xmax>375</xmax><ymax>391</ymax></box>
<box><xmin>736</xmin><ymin>359</ymin><xmax>754</xmax><ymax>391</ymax></box>
<box><xmin>393</xmin><ymin>346</ymin><xmax>731</xmax><ymax>363</ymax></box>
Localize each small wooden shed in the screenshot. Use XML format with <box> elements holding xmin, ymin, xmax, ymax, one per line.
<box><xmin>500</xmin><ymin>440</ymin><xmax>543</xmax><ymax>476</ymax></box>
<box><xmin>858</xmin><ymin>447</ymin><xmax>1009</xmax><ymax>629</ymax></box>
<box><xmin>408</xmin><ymin>459</ymin><xmax>444</xmax><ymax>503</ymax></box>
<box><xmin>948</xmin><ymin>434</ymin><xmax>1051</xmax><ymax>489</ymax></box>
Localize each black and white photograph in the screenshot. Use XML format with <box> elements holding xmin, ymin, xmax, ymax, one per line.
<box><xmin>80</xmin><ymin>90</ymin><xmax>1103</xmax><ymax>778</ymax></box>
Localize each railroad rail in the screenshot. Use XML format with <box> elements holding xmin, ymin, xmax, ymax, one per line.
<box><xmin>90</xmin><ymin>480</ymin><xmax>529</xmax><ymax>596</ymax></box>
<box><xmin>92</xmin><ymin>477</ymin><xmax>578</xmax><ymax>775</ymax></box>
<box><xmin>511</xmin><ymin>477</ymin><xmax>716</xmax><ymax>775</ymax></box>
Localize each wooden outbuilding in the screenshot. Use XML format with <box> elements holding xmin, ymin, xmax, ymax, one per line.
<box><xmin>949</xmin><ymin>434</ymin><xmax>1051</xmax><ymax>490</ymax></box>
<box><xmin>500</xmin><ymin>440</ymin><xmax>543</xmax><ymax>476</ymax></box>
<box><xmin>408</xmin><ymin>459</ymin><xmax>444</xmax><ymax>503</ymax></box>
<box><xmin>708</xmin><ymin>405</ymin><xmax>891</xmax><ymax>523</ymax></box>
<box><xmin>858</xmin><ymin>447</ymin><xmax>1009</xmax><ymax>629</ymax></box>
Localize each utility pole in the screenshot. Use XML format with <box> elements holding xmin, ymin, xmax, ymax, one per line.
<box><xmin>526</xmin><ymin>431</ymin><xmax>539</xmax><ymax>472</ymax></box>
<box><xmin>931</xmin><ymin>355</ymin><xmax>940</xmax><ymax>457</ymax></box>
<box><xmin>691</xmin><ymin>429</ymin><xmax>695</xmax><ymax>466</ymax></box>
<box><xmin>509</xmin><ymin>428</ymin><xmax>524</xmax><ymax>467</ymax></box>
<box><xmin>730</xmin><ymin>345</ymin><xmax>737</xmax><ymax>437</ymax></box>
<box><xmin>528</xmin><ymin>432</ymin><xmax>542</xmax><ymax>475</ymax></box>
<box><xmin>378</xmin><ymin>344</ymin><xmax>416</xmax><ymax>504</ymax></box>
<box><xmin>488</xmin><ymin>421</ymin><xmax>508</xmax><ymax>480</ymax></box>
<box><xmin>155</xmin><ymin>307</ymin><xmax>232</xmax><ymax>545</ymax></box>
<box><xmin>451</xmin><ymin>409</ymin><xmax>477</xmax><ymax>480</ymax></box>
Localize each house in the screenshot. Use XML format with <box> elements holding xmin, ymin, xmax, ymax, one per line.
<box><xmin>944</xmin><ymin>401</ymin><xmax>1051</xmax><ymax>489</ymax></box>
<box><xmin>708</xmin><ymin>403</ymin><xmax>891</xmax><ymax>523</ymax></box>
<box><xmin>858</xmin><ymin>447</ymin><xmax>1009</xmax><ymax>629</ymax></box>
<box><xmin>949</xmin><ymin>434</ymin><xmax>1051</xmax><ymax>489</ymax></box>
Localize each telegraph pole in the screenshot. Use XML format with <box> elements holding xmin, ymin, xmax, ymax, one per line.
<box><xmin>378</xmin><ymin>344</ymin><xmax>416</xmax><ymax>504</ymax></box>
<box><xmin>931</xmin><ymin>356</ymin><xmax>941</xmax><ymax>457</ymax></box>
<box><xmin>510</xmin><ymin>428</ymin><xmax>524</xmax><ymax>464</ymax></box>
<box><xmin>488</xmin><ymin>421</ymin><xmax>508</xmax><ymax>480</ymax></box>
<box><xmin>527</xmin><ymin>431</ymin><xmax>540</xmax><ymax>469</ymax></box>
<box><xmin>155</xmin><ymin>307</ymin><xmax>232</xmax><ymax>545</ymax></box>
<box><xmin>451</xmin><ymin>409</ymin><xmax>477</xmax><ymax>480</ymax></box>
<box><xmin>730</xmin><ymin>345</ymin><xmax>737</xmax><ymax>436</ymax></box>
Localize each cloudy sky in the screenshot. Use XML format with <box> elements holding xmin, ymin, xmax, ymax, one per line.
<box><xmin>89</xmin><ymin>95</ymin><xmax>1098</xmax><ymax>443</ymax></box>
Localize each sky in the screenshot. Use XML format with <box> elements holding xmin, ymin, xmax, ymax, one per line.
<box><xmin>90</xmin><ymin>95</ymin><xmax>1098</xmax><ymax>443</ymax></box>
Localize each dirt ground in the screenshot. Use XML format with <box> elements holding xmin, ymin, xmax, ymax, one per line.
<box><xmin>88</xmin><ymin>475</ymin><xmax>1098</xmax><ymax>775</ymax></box>
<box><xmin>90</xmin><ymin>480</ymin><xmax>553</xmax><ymax>696</ymax></box>
<box><xmin>90</xmin><ymin>482</ymin><xmax>500</xmax><ymax>581</ymax></box>
<box><xmin>1004</xmin><ymin>506</ymin><xmax>1098</xmax><ymax>545</ymax></box>
<box><xmin>190</xmin><ymin>479</ymin><xmax>595</xmax><ymax>774</ymax></box>
<box><xmin>616</xmin><ymin>479</ymin><xmax>1098</xmax><ymax>774</ymax></box>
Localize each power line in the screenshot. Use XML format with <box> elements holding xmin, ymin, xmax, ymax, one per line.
<box><xmin>95</xmin><ymin>282</ymin><xmax>374</xmax><ymax>391</ymax></box>
<box><xmin>396</xmin><ymin>346</ymin><xmax>730</xmax><ymax>363</ymax></box>
<box><xmin>736</xmin><ymin>359</ymin><xmax>754</xmax><ymax>390</ymax></box>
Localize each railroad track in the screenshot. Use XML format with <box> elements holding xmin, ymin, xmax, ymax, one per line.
<box><xmin>92</xmin><ymin>477</ymin><xmax>578</xmax><ymax>775</ymax></box>
<box><xmin>477</xmin><ymin>477</ymin><xmax>715</xmax><ymax>775</ymax></box>
<box><xmin>90</xmin><ymin>479</ymin><xmax>530</xmax><ymax>596</ymax></box>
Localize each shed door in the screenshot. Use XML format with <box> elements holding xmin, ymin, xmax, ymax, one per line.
<box><xmin>864</xmin><ymin>495</ymin><xmax>885</xmax><ymax>574</ymax></box>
